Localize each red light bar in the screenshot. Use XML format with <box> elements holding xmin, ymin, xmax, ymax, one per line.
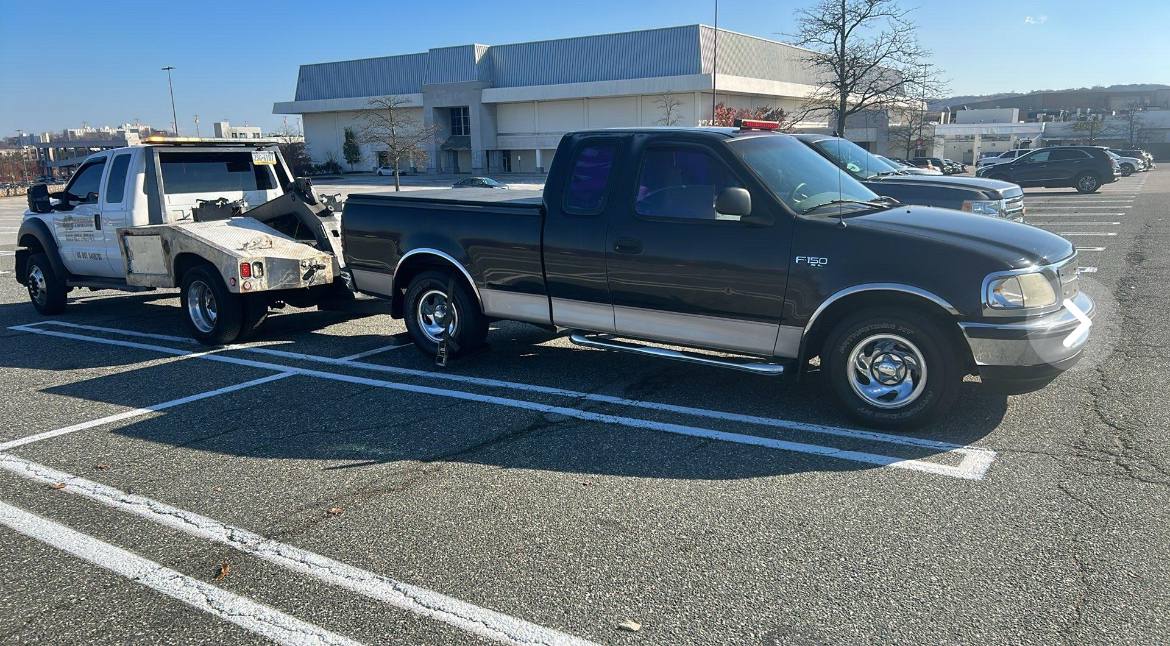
<box><xmin>735</xmin><ymin>119</ymin><xmax>780</xmax><ymax>131</ymax></box>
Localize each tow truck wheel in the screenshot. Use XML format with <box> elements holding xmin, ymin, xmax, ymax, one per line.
<box><xmin>823</xmin><ymin>308</ymin><xmax>959</xmax><ymax>429</ymax></box>
<box><xmin>180</xmin><ymin>265</ymin><xmax>244</xmax><ymax>345</ymax></box>
<box><xmin>25</xmin><ymin>253</ymin><xmax>68</xmax><ymax>315</ymax></box>
<box><xmin>403</xmin><ymin>270</ymin><xmax>487</xmax><ymax>359</ymax></box>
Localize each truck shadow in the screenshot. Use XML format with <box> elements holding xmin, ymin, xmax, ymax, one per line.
<box><xmin>1</xmin><ymin>299</ymin><xmax>1011</xmax><ymax>480</ymax></box>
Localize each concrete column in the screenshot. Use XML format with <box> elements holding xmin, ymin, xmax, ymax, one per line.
<box><xmin>535</xmin><ymin>148</ymin><xmax>544</xmax><ymax>174</ymax></box>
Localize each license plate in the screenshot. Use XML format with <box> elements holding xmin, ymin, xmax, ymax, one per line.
<box><xmin>251</xmin><ymin>150</ymin><xmax>277</xmax><ymax>166</ymax></box>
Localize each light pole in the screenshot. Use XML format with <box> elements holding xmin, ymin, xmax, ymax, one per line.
<box><xmin>162</xmin><ymin>66</ymin><xmax>179</xmax><ymax>136</ymax></box>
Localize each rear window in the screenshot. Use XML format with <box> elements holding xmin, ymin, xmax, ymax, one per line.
<box><xmin>159</xmin><ymin>151</ymin><xmax>276</xmax><ymax>195</ymax></box>
<box><xmin>562</xmin><ymin>143</ymin><xmax>617</xmax><ymax>214</ymax></box>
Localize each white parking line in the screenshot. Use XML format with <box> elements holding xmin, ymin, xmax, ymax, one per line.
<box><xmin>0</xmin><ymin>373</ymin><xmax>295</xmax><ymax>452</ymax></box>
<box><xmin>0</xmin><ymin>501</ymin><xmax>363</xmax><ymax>646</ymax></box>
<box><xmin>339</xmin><ymin>343</ymin><xmax>410</xmax><ymax>361</ymax></box>
<box><xmin>1078</xmin><ymin>267</ymin><xmax>1098</xmax><ymax>274</ymax></box>
<box><xmin>1058</xmin><ymin>232</ymin><xmax>1117</xmax><ymax>236</ymax></box>
<box><xmin>1075</xmin><ymin>247</ymin><xmax>1107</xmax><ymax>252</ymax></box>
<box><xmin>1025</xmin><ymin>213</ymin><xmax>1126</xmax><ymax>217</ymax></box>
<box><xmin>9</xmin><ymin>323</ymin><xmax>996</xmax><ymax>479</ymax></box>
<box><xmin>1029</xmin><ymin>222</ymin><xmax>1119</xmax><ymax>226</ymax></box>
<box><xmin>0</xmin><ymin>455</ymin><xmax>599</xmax><ymax>646</ymax></box>
<box><xmin>26</xmin><ymin>321</ymin><xmax>993</xmax><ymax>459</ymax></box>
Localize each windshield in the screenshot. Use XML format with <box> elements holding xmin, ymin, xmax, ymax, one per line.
<box><xmin>729</xmin><ymin>136</ymin><xmax>883</xmax><ymax>214</ymax></box>
<box><xmin>809</xmin><ymin>137</ymin><xmax>902</xmax><ymax>180</ymax></box>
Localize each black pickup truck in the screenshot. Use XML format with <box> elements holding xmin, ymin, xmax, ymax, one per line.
<box><xmin>795</xmin><ymin>134</ymin><xmax>1026</xmax><ymax>221</ymax></box>
<box><xmin>342</xmin><ymin>125</ymin><xmax>1094</xmax><ymax>428</ymax></box>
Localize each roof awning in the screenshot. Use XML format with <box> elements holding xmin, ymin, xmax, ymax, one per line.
<box><xmin>440</xmin><ymin>135</ymin><xmax>471</xmax><ymax>151</ymax></box>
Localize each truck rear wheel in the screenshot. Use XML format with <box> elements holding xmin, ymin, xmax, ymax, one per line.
<box><xmin>403</xmin><ymin>270</ymin><xmax>487</xmax><ymax>359</ymax></box>
<box><xmin>823</xmin><ymin>308</ymin><xmax>960</xmax><ymax>429</ymax></box>
<box><xmin>180</xmin><ymin>265</ymin><xmax>244</xmax><ymax>345</ymax></box>
<box><xmin>25</xmin><ymin>252</ymin><xmax>67</xmax><ymax>315</ymax></box>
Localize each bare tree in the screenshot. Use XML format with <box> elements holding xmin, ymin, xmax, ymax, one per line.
<box><xmin>1070</xmin><ymin>115</ymin><xmax>1120</xmax><ymax>145</ymax></box>
<box><xmin>888</xmin><ymin>109</ymin><xmax>934</xmax><ymax>159</ymax></box>
<box><xmin>655</xmin><ymin>93</ymin><xmax>684</xmax><ymax>126</ymax></box>
<box><xmin>360</xmin><ymin>96</ymin><xmax>440</xmax><ymax>192</ymax></box>
<box><xmin>1120</xmin><ymin>105</ymin><xmax>1150</xmax><ymax>147</ymax></box>
<box><xmin>792</xmin><ymin>0</ymin><xmax>946</xmax><ymax>136</ymax></box>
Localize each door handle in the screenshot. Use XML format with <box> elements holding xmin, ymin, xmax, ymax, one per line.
<box><xmin>94</xmin><ymin>214</ymin><xmax>101</xmax><ymax>230</ymax></box>
<box><xmin>613</xmin><ymin>237</ymin><xmax>642</xmax><ymax>254</ymax></box>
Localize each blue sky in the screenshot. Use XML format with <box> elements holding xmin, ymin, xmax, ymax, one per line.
<box><xmin>1</xmin><ymin>0</ymin><xmax>1166</xmax><ymax>136</ymax></box>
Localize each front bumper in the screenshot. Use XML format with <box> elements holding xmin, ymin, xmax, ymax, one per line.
<box><xmin>959</xmin><ymin>291</ymin><xmax>1095</xmax><ymax>390</ymax></box>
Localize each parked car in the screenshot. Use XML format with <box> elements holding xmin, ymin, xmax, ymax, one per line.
<box><xmin>376</xmin><ymin>165</ymin><xmax>416</xmax><ymax>176</ymax></box>
<box><xmin>977</xmin><ymin>145</ymin><xmax>1118</xmax><ymax>193</ymax></box>
<box><xmin>1112</xmin><ymin>148</ymin><xmax>1154</xmax><ymax>169</ymax></box>
<box><xmin>795</xmin><ymin>135</ymin><xmax>1026</xmax><ymax>221</ymax></box>
<box><xmin>879</xmin><ymin>156</ymin><xmax>943</xmax><ymax>175</ymax></box>
<box><xmin>976</xmin><ymin>149</ymin><xmax>1031</xmax><ymax>169</ymax></box>
<box><xmin>944</xmin><ymin>159</ymin><xmax>967</xmax><ymax>174</ymax></box>
<box><xmin>453</xmin><ymin>177</ymin><xmax>508</xmax><ymax>189</ymax></box>
<box><xmin>910</xmin><ymin>157</ymin><xmax>949</xmax><ymax>174</ymax></box>
<box><xmin>1106</xmin><ymin>150</ymin><xmax>1145</xmax><ymax>176</ymax></box>
<box><xmin>341</xmin><ymin>121</ymin><xmax>1094</xmax><ymax>428</ymax></box>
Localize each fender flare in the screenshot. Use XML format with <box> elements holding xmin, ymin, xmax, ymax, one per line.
<box><xmin>15</xmin><ymin>218</ymin><xmax>67</xmax><ymax>284</ymax></box>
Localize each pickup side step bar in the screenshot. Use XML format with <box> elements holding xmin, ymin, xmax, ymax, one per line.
<box><xmin>568</xmin><ymin>332</ymin><xmax>787</xmax><ymax>376</ymax></box>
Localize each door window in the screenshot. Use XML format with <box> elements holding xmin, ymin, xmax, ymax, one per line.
<box><xmin>562</xmin><ymin>142</ymin><xmax>617</xmax><ymax>215</ymax></box>
<box><xmin>104</xmin><ymin>154</ymin><xmax>132</xmax><ymax>205</ymax></box>
<box><xmin>65</xmin><ymin>159</ymin><xmax>107</xmax><ymax>202</ymax></box>
<box><xmin>1050</xmin><ymin>149</ymin><xmax>1089</xmax><ymax>161</ymax></box>
<box><xmin>635</xmin><ymin>147</ymin><xmax>743</xmax><ymax>221</ymax></box>
<box><xmin>1020</xmin><ymin>151</ymin><xmax>1051</xmax><ymax>164</ymax></box>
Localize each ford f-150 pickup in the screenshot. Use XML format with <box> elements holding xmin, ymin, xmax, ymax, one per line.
<box><xmin>341</xmin><ymin>122</ymin><xmax>1095</xmax><ymax>428</ymax></box>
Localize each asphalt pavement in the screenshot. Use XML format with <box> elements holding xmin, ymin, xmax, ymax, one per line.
<box><xmin>0</xmin><ymin>170</ymin><xmax>1166</xmax><ymax>645</ymax></box>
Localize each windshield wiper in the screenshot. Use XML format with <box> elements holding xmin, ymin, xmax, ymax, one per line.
<box><xmin>801</xmin><ymin>198</ymin><xmax>892</xmax><ymax>215</ymax></box>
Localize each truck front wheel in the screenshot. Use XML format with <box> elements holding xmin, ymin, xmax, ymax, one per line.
<box><xmin>823</xmin><ymin>309</ymin><xmax>960</xmax><ymax>429</ymax></box>
<box><xmin>25</xmin><ymin>252</ymin><xmax>67</xmax><ymax>315</ymax></box>
<box><xmin>180</xmin><ymin>266</ymin><xmax>244</xmax><ymax>345</ymax></box>
<box><xmin>403</xmin><ymin>270</ymin><xmax>487</xmax><ymax>359</ymax></box>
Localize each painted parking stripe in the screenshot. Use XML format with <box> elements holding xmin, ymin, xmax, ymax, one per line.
<box><xmin>0</xmin><ymin>455</ymin><xmax>600</xmax><ymax>646</ymax></box>
<box><xmin>1058</xmin><ymin>232</ymin><xmax>1117</xmax><ymax>237</ymax></box>
<box><xmin>1029</xmin><ymin>222</ymin><xmax>1119</xmax><ymax>226</ymax></box>
<box><xmin>338</xmin><ymin>343</ymin><xmax>410</xmax><ymax>361</ymax></box>
<box><xmin>1075</xmin><ymin>247</ymin><xmax>1107</xmax><ymax>252</ymax></box>
<box><xmin>0</xmin><ymin>501</ymin><xmax>363</xmax><ymax>646</ymax></box>
<box><xmin>9</xmin><ymin>323</ymin><xmax>996</xmax><ymax>479</ymax></box>
<box><xmin>0</xmin><ymin>373</ymin><xmax>295</xmax><ymax>452</ymax></box>
<box><xmin>1025</xmin><ymin>213</ymin><xmax>1126</xmax><ymax>217</ymax></box>
<box><xmin>1078</xmin><ymin>267</ymin><xmax>1099</xmax><ymax>274</ymax></box>
<box><xmin>26</xmin><ymin>321</ymin><xmax>992</xmax><ymax>457</ymax></box>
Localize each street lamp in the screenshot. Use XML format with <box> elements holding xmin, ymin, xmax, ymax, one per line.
<box><xmin>162</xmin><ymin>66</ymin><xmax>179</xmax><ymax>136</ymax></box>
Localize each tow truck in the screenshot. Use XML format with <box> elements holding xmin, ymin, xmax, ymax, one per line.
<box><xmin>15</xmin><ymin>137</ymin><xmax>350</xmax><ymax>344</ymax></box>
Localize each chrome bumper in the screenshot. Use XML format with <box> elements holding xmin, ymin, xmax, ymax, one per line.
<box><xmin>959</xmin><ymin>291</ymin><xmax>1095</xmax><ymax>368</ymax></box>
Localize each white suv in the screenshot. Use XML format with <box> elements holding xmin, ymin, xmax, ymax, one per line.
<box><xmin>976</xmin><ymin>149</ymin><xmax>1031</xmax><ymax>169</ymax></box>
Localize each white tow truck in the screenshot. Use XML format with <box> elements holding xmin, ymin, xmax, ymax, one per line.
<box><xmin>15</xmin><ymin>137</ymin><xmax>351</xmax><ymax>344</ymax></box>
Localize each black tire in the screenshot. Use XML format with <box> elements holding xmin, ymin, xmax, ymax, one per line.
<box><xmin>180</xmin><ymin>265</ymin><xmax>244</xmax><ymax>345</ymax></box>
<box><xmin>823</xmin><ymin>308</ymin><xmax>960</xmax><ymax>429</ymax></box>
<box><xmin>402</xmin><ymin>269</ymin><xmax>487</xmax><ymax>359</ymax></box>
<box><xmin>1120</xmin><ymin>163</ymin><xmax>1134</xmax><ymax>177</ymax></box>
<box><xmin>1074</xmin><ymin>172</ymin><xmax>1101</xmax><ymax>193</ymax></box>
<box><xmin>238</xmin><ymin>295</ymin><xmax>270</xmax><ymax>341</ymax></box>
<box><xmin>25</xmin><ymin>252</ymin><xmax>68</xmax><ymax>315</ymax></box>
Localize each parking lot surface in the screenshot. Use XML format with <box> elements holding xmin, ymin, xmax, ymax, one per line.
<box><xmin>1</xmin><ymin>171</ymin><xmax>1167</xmax><ymax>645</ymax></box>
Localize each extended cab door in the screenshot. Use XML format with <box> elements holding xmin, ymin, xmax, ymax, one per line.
<box><xmin>53</xmin><ymin>155</ymin><xmax>112</xmax><ymax>277</ymax></box>
<box><xmin>603</xmin><ymin>135</ymin><xmax>791</xmax><ymax>356</ymax></box>
<box><xmin>98</xmin><ymin>151</ymin><xmax>136</xmax><ymax>275</ymax></box>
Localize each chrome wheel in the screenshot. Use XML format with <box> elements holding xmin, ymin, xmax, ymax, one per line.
<box><xmin>186</xmin><ymin>280</ymin><xmax>218</xmax><ymax>334</ymax></box>
<box><xmin>27</xmin><ymin>265</ymin><xmax>47</xmax><ymax>307</ymax></box>
<box><xmin>1077</xmin><ymin>174</ymin><xmax>1099</xmax><ymax>192</ymax></box>
<box><xmin>847</xmin><ymin>334</ymin><xmax>928</xmax><ymax>409</ymax></box>
<box><xmin>416</xmin><ymin>289</ymin><xmax>457</xmax><ymax>343</ymax></box>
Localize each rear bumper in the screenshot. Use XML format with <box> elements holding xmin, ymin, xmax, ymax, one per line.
<box><xmin>959</xmin><ymin>291</ymin><xmax>1095</xmax><ymax>391</ymax></box>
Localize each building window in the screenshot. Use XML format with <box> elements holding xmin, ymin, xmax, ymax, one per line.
<box><xmin>450</xmin><ymin>107</ymin><xmax>470</xmax><ymax>136</ymax></box>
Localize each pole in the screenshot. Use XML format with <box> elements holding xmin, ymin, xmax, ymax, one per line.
<box><xmin>711</xmin><ymin>0</ymin><xmax>718</xmax><ymax>124</ymax></box>
<box><xmin>193</xmin><ymin>114</ymin><xmax>200</xmax><ymax>138</ymax></box>
<box><xmin>162</xmin><ymin>66</ymin><xmax>179</xmax><ymax>136</ymax></box>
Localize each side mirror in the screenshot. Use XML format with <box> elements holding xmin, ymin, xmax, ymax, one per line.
<box><xmin>715</xmin><ymin>186</ymin><xmax>752</xmax><ymax>218</ymax></box>
<box><xmin>27</xmin><ymin>184</ymin><xmax>52</xmax><ymax>213</ymax></box>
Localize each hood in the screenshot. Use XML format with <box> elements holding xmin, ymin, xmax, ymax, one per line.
<box><xmin>845</xmin><ymin>205</ymin><xmax>1074</xmax><ymax>268</ymax></box>
<box><xmin>873</xmin><ymin>173</ymin><xmax>1022</xmax><ymax>197</ymax></box>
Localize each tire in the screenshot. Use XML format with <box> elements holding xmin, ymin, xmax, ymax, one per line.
<box><xmin>1074</xmin><ymin>172</ymin><xmax>1101</xmax><ymax>193</ymax></box>
<box><xmin>823</xmin><ymin>308</ymin><xmax>960</xmax><ymax>429</ymax></box>
<box><xmin>1120</xmin><ymin>163</ymin><xmax>1134</xmax><ymax>177</ymax></box>
<box><xmin>402</xmin><ymin>269</ymin><xmax>487</xmax><ymax>359</ymax></box>
<box><xmin>180</xmin><ymin>265</ymin><xmax>244</xmax><ymax>345</ymax></box>
<box><xmin>25</xmin><ymin>252</ymin><xmax>67</xmax><ymax>315</ymax></box>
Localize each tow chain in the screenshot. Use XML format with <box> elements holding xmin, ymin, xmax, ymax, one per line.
<box><xmin>434</xmin><ymin>276</ymin><xmax>461</xmax><ymax>368</ymax></box>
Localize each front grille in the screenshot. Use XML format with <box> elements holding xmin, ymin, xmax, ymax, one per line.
<box><xmin>1057</xmin><ymin>254</ymin><xmax>1080</xmax><ymax>300</ymax></box>
<box><xmin>1004</xmin><ymin>194</ymin><xmax>1025</xmax><ymax>215</ymax></box>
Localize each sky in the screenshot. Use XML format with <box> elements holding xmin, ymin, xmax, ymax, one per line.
<box><xmin>1</xmin><ymin>0</ymin><xmax>1167</xmax><ymax>137</ymax></box>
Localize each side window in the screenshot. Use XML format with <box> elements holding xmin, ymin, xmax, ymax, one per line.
<box><xmin>1022</xmin><ymin>151</ymin><xmax>1051</xmax><ymax>164</ymax></box>
<box><xmin>65</xmin><ymin>159</ymin><xmax>107</xmax><ymax>202</ymax></box>
<box><xmin>104</xmin><ymin>154</ymin><xmax>132</xmax><ymax>204</ymax></box>
<box><xmin>635</xmin><ymin>146</ymin><xmax>743</xmax><ymax>221</ymax></box>
<box><xmin>1051</xmin><ymin>149</ymin><xmax>1088</xmax><ymax>161</ymax></box>
<box><xmin>562</xmin><ymin>143</ymin><xmax>617</xmax><ymax>214</ymax></box>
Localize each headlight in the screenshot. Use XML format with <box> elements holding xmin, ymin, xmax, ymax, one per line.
<box><xmin>962</xmin><ymin>199</ymin><xmax>1006</xmax><ymax>216</ymax></box>
<box><xmin>986</xmin><ymin>272</ymin><xmax>1058</xmax><ymax>310</ymax></box>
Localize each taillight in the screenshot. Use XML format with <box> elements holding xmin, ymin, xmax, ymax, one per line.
<box><xmin>239</xmin><ymin>262</ymin><xmax>252</xmax><ymax>278</ymax></box>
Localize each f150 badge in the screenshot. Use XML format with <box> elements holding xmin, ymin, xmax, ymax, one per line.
<box><xmin>795</xmin><ymin>256</ymin><xmax>829</xmax><ymax>267</ymax></box>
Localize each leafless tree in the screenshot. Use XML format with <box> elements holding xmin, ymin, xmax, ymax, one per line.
<box><xmin>888</xmin><ymin>109</ymin><xmax>935</xmax><ymax>159</ymax></box>
<box><xmin>655</xmin><ymin>93</ymin><xmax>685</xmax><ymax>126</ymax></box>
<box><xmin>360</xmin><ymin>96</ymin><xmax>440</xmax><ymax>191</ymax></box>
<box><xmin>1119</xmin><ymin>105</ymin><xmax>1151</xmax><ymax>147</ymax></box>
<box><xmin>791</xmin><ymin>0</ymin><xmax>947</xmax><ymax>136</ymax></box>
<box><xmin>1070</xmin><ymin>115</ymin><xmax>1120</xmax><ymax>145</ymax></box>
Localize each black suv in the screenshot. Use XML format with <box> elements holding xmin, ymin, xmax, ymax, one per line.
<box><xmin>976</xmin><ymin>146</ymin><xmax>1118</xmax><ymax>193</ymax></box>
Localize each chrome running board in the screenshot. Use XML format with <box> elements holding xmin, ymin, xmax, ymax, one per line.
<box><xmin>568</xmin><ymin>332</ymin><xmax>787</xmax><ymax>376</ymax></box>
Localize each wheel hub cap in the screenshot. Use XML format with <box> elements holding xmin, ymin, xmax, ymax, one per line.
<box><xmin>417</xmin><ymin>289</ymin><xmax>457</xmax><ymax>344</ymax></box>
<box><xmin>27</xmin><ymin>266</ymin><xmax>46</xmax><ymax>306</ymax></box>
<box><xmin>847</xmin><ymin>334</ymin><xmax>928</xmax><ymax>409</ymax></box>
